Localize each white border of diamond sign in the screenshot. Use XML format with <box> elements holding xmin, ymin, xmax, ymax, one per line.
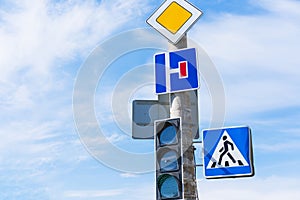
<box><xmin>146</xmin><ymin>0</ymin><xmax>203</xmax><ymax>44</ymax></box>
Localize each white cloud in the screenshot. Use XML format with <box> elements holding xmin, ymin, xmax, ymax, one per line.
<box><xmin>198</xmin><ymin>176</ymin><xmax>300</xmax><ymax>200</ymax></box>
<box><xmin>1</xmin><ymin>0</ymin><xmax>300</xmax><ymax>199</ymax></box>
<box><xmin>255</xmin><ymin>0</ymin><xmax>300</xmax><ymax>17</ymax></box>
<box><xmin>120</xmin><ymin>172</ymin><xmax>138</xmax><ymax>178</ymax></box>
<box><xmin>64</xmin><ymin>189</ymin><xmax>123</xmax><ymax>198</ymax></box>
<box><xmin>256</xmin><ymin>140</ymin><xmax>300</xmax><ymax>152</ymax></box>
<box><xmin>64</xmin><ymin>182</ymin><xmax>155</xmax><ymax>200</ymax></box>
<box><xmin>94</xmin><ymin>62</ymin><xmax>157</xmax><ymax>136</ymax></box>
<box><xmin>0</xmin><ymin>0</ymin><xmax>151</xmax><ymax>82</ymax></box>
<box><xmin>107</xmin><ymin>132</ymin><xmax>128</xmax><ymax>143</ymax></box>
<box><xmin>191</xmin><ymin>0</ymin><xmax>300</xmax><ymax>118</ymax></box>
<box><xmin>280</xmin><ymin>128</ymin><xmax>300</xmax><ymax>137</ymax></box>
<box><xmin>64</xmin><ymin>176</ymin><xmax>300</xmax><ymax>200</ymax></box>
<box><xmin>0</xmin><ymin>0</ymin><xmax>154</xmax><ymax>198</ymax></box>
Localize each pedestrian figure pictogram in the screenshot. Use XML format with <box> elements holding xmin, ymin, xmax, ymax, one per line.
<box><xmin>218</xmin><ymin>135</ymin><xmax>236</xmax><ymax>166</ymax></box>
<box><xmin>207</xmin><ymin>131</ymin><xmax>248</xmax><ymax>169</ymax></box>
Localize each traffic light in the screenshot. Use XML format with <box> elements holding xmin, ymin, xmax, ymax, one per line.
<box><xmin>155</xmin><ymin>118</ymin><xmax>183</xmax><ymax>200</ymax></box>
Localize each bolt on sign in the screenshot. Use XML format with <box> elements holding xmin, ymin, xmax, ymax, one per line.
<box><xmin>147</xmin><ymin>0</ymin><xmax>203</xmax><ymax>44</ymax></box>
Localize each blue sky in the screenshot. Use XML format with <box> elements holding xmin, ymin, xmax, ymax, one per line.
<box><xmin>0</xmin><ymin>0</ymin><xmax>300</xmax><ymax>199</ymax></box>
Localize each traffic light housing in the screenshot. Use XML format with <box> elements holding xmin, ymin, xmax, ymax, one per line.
<box><xmin>155</xmin><ymin>118</ymin><xmax>183</xmax><ymax>200</ymax></box>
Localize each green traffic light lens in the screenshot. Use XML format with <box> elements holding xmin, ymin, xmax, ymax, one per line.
<box><xmin>157</xmin><ymin>174</ymin><xmax>180</xmax><ymax>199</ymax></box>
<box><xmin>160</xmin><ymin>150</ymin><xmax>179</xmax><ymax>172</ymax></box>
<box><xmin>159</xmin><ymin>124</ymin><xmax>178</xmax><ymax>145</ymax></box>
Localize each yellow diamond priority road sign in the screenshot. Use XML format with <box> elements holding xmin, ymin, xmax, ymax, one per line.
<box><xmin>147</xmin><ymin>0</ymin><xmax>202</xmax><ymax>44</ymax></box>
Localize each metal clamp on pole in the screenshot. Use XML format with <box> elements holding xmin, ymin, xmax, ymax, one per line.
<box><xmin>193</xmin><ymin>141</ymin><xmax>202</xmax><ymax>144</ymax></box>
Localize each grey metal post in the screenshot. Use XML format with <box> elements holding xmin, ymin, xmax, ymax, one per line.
<box><xmin>169</xmin><ymin>35</ymin><xmax>199</xmax><ymax>200</ymax></box>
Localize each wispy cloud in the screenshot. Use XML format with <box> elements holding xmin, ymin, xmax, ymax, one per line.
<box><xmin>191</xmin><ymin>0</ymin><xmax>300</xmax><ymax>119</ymax></box>
<box><xmin>1</xmin><ymin>0</ymin><xmax>300</xmax><ymax>199</ymax></box>
<box><xmin>0</xmin><ymin>0</ymin><xmax>151</xmax><ymax>81</ymax></box>
<box><xmin>120</xmin><ymin>172</ymin><xmax>139</xmax><ymax>178</ymax></box>
<box><xmin>64</xmin><ymin>182</ymin><xmax>155</xmax><ymax>200</ymax></box>
<box><xmin>256</xmin><ymin>140</ymin><xmax>300</xmax><ymax>152</ymax></box>
<box><xmin>0</xmin><ymin>0</ymin><xmax>153</xmax><ymax>199</ymax></box>
<box><xmin>64</xmin><ymin>189</ymin><xmax>123</xmax><ymax>198</ymax></box>
<box><xmin>198</xmin><ymin>176</ymin><xmax>300</xmax><ymax>199</ymax></box>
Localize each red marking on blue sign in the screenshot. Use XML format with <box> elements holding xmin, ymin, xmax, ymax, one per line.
<box><xmin>179</xmin><ymin>61</ymin><xmax>188</xmax><ymax>79</ymax></box>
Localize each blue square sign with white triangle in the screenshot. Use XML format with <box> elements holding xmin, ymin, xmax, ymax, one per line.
<box><xmin>202</xmin><ymin>126</ymin><xmax>254</xmax><ymax>179</ymax></box>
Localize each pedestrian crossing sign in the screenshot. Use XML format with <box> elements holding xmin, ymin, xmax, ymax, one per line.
<box><xmin>202</xmin><ymin>126</ymin><xmax>254</xmax><ymax>179</ymax></box>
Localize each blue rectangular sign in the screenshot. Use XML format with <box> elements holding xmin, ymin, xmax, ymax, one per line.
<box><xmin>155</xmin><ymin>48</ymin><xmax>199</xmax><ymax>94</ymax></box>
<box><xmin>202</xmin><ymin>126</ymin><xmax>254</xmax><ymax>179</ymax></box>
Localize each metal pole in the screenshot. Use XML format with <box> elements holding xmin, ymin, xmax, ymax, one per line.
<box><xmin>169</xmin><ymin>35</ymin><xmax>199</xmax><ymax>200</ymax></box>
